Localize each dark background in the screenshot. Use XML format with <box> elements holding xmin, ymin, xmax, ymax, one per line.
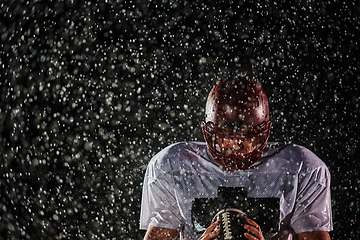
<box><xmin>1</xmin><ymin>0</ymin><xmax>359</xmax><ymax>239</ymax></box>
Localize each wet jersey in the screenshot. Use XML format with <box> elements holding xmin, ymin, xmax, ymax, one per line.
<box><xmin>140</xmin><ymin>142</ymin><xmax>333</xmax><ymax>240</ymax></box>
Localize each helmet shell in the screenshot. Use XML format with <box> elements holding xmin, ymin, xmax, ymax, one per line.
<box><xmin>205</xmin><ymin>77</ymin><xmax>270</xmax><ymax>128</ymax></box>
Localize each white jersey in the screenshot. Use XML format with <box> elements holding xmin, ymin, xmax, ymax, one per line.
<box><xmin>140</xmin><ymin>141</ymin><xmax>333</xmax><ymax>240</ymax></box>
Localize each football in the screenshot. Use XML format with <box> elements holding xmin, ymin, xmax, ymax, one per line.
<box><xmin>212</xmin><ymin>208</ymin><xmax>248</xmax><ymax>240</ymax></box>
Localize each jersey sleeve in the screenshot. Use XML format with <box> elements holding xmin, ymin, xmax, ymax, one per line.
<box><xmin>291</xmin><ymin>162</ymin><xmax>333</xmax><ymax>233</ymax></box>
<box><xmin>139</xmin><ymin>158</ymin><xmax>184</xmax><ymax>231</ymax></box>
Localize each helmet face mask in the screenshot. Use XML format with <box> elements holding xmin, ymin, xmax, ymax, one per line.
<box><xmin>203</xmin><ymin>77</ymin><xmax>272</xmax><ymax>170</ymax></box>
<box><xmin>202</xmin><ymin>120</ymin><xmax>272</xmax><ymax>170</ymax></box>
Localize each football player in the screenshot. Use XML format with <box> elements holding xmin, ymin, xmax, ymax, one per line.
<box><xmin>140</xmin><ymin>77</ymin><xmax>332</xmax><ymax>240</ymax></box>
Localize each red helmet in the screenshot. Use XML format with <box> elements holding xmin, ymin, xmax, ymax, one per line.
<box><xmin>202</xmin><ymin>76</ymin><xmax>272</xmax><ymax>170</ymax></box>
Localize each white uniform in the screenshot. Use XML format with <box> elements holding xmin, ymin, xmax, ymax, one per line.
<box><xmin>140</xmin><ymin>141</ymin><xmax>333</xmax><ymax>240</ymax></box>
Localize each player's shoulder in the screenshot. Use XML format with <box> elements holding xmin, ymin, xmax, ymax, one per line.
<box><xmin>285</xmin><ymin>142</ymin><xmax>327</xmax><ymax>170</ymax></box>
<box><xmin>262</xmin><ymin>142</ymin><xmax>328</xmax><ymax>173</ymax></box>
<box><xmin>151</xmin><ymin>141</ymin><xmax>207</xmax><ymax>161</ymax></box>
<box><xmin>147</xmin><ymin>141</ymin><xmax>208</xmax><ymax>174</ymax></box>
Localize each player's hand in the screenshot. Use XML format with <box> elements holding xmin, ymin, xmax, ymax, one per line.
<box><xmin>198</xmin><ymin>221</ymin><xmax>220</xmax><ymax>240</ymax></box>
<box><xmin>244</xmin><ymin>218</ymin><xmax>265</xmax><ymax>240</ymax></box>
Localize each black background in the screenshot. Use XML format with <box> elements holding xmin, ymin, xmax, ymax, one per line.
<box><xmin>1</xmin><ymin>0</ymin><xmax>359</xmax><ymax>239</ymax></box>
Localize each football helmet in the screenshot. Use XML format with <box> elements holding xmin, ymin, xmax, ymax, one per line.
<box><xmin>202</xmin><ymin>77</ymin><xmax>272</xmax><ymax>170</ymax></box>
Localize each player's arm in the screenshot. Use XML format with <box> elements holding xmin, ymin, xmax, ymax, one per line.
<box><xmin>243</xmin><ymin>219</ymin><xmax>331</xmax><ymax>240</ymax></box>
<box><xmin>144</xmin><ymin>222</ymin><xmax>221</xmax><ymax>240</ymax></box>
<box><xmin>143</xmin><ymin>226</ymin><xmax>180</xmax><ymax>240</ymax></box>
<box><xmin>294</xmin><ymin>231</ymin><xmax>331</xmax><ymax>240</ymax></box>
